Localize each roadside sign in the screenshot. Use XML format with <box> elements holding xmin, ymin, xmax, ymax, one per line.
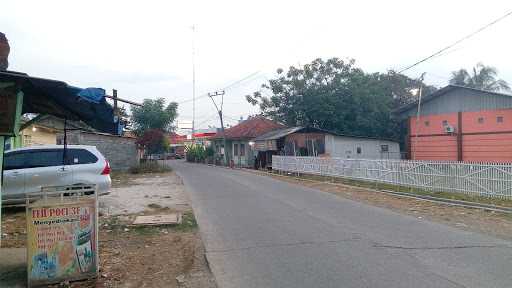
<box><xmin>26</xmin><ymin>186</ymin><xmax>99</xmax><ymax>286</ymax></box>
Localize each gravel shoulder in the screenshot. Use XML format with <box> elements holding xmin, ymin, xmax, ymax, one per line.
<box><xmin>1</xmin><ymin>170</ymin><xmax>216</xmax><ymax>288</ymax></box>
<box><xmin>255</xmin><ymin>170</ymin><xmax>512</xmax><ymax>241</ymax></box>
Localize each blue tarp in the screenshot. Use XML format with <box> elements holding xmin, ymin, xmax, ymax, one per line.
<box><xmin>0</xmin><ymin>71</ymin><xmax>120</xmax><ymax>135</ymax></box>
<box><xmin>76</xmin><ymin>87</ymin><xmax>106</xmax><ymax>104</ymax></box>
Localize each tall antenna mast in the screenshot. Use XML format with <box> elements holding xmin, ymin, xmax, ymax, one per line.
<box><xmin>192</xmin><ymin>24</ymin><xmax>196</xmax><ymax>139</ymax></box>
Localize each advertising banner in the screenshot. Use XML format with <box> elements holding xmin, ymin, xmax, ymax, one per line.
<box><xmin>26</xmin><ymin>198</ymin><xmax>98</xmax><ymax>286</ymax></box>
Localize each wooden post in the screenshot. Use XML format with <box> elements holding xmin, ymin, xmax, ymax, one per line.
<box><xmin>112</xmin><ymin>89</ymin><xmax>118</xmax><ymax>115</ymax></box>
<box><xmin>0</xmin><ymin>135</ymin><xmax>4</xmax><ymax>245</ymax></box>
<box><xmin>0</xmin><ymin>87</ymin><xmax>23</xmax><ymax>245</ymax></box>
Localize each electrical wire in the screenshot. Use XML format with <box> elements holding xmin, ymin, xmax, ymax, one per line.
<box><xmin>177</xmin><ymin>71</ymin><xmax>262</xmax><ymax>105</ymax></box>
<box><xmin>398</xmin><ymin>10</ymin><xmax>512</xmax><ymax>73</ymax></box>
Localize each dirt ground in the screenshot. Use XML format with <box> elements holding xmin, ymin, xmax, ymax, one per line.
<box><xmin>259</xmin><ymin>171</ymin><xmax>512</xmax><ymax>241</ymax></box>
<box><xmin>1</xmin><ymin>170</ymin><xmax>216</xmax><ymax>288</ymax></box>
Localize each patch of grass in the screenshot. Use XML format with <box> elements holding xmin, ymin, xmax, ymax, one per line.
<box><xmin>132</xmin><ymin>226</ymin><xmax>160</xmax><ymax>236</ymax></box>
<box><xmin>172</xmin><ymin>211</ymin><xmax>198</xmax><ymax>232</ymax></box>
<box><xmin>129</xmin><ymin>161</ymin><xmax>172</xmax><ymax>174</ymax></box>
<box><xmin>276</xmin><ymin>171</ymin><xmax>512</xmax><ymax>208</ymax></box>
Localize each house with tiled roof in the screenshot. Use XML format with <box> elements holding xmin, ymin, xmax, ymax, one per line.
<box><xmin>212</xmin><ymin>116</ymin><xmax>285</xmax><ymax>167</ymax></box>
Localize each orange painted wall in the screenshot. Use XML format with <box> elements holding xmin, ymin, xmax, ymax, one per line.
<box><xmin>408</xmin><ymin>108</ymin><xmax>512</xmax><ymax>163</ymax></box>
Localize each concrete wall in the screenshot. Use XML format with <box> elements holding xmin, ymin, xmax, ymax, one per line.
<box><xmin>325</xmin><ymin>134</ymin><xmax>401</xmax><ymax>159</ymax></box>
<box><xmin>408</xmin><ymin>108</ymin><xmax>512</xmax><ymax>162</ymax></box>
<box><xmin>58</xmin><ymin>131</ymin><xmax>139</xmax><ymax>170</ymax></box>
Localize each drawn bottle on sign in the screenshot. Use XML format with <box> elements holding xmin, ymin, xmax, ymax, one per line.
<box><xmin>75</xmin><ymin>206</ymin><xmax>94</xmax><ymax>272</ymax></box>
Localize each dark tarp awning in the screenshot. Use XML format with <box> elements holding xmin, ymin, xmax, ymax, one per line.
<box><xmin>0</xmin><ymin>71</ymin><xmax>118</xmax><ymax>134</ymax></box>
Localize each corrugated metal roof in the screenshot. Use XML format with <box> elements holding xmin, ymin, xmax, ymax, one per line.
<box><xmin>395</xmin><ymin>85</ymin><xmax>512</xmax><ymax>117</ymax></box>
<box><xmin>213</xmin><ymin>116</ymin><xmax>284</xmax><ymax>139</ymax></box>
<box><xmin>254</xmin><ymin>126</ymin><xmax>397</xmax><ymax>142</ymax></box>
<box><xmin>253</xmin><ymin>127</ymin><xmax>303</xmax><ymax>141</ymax></box>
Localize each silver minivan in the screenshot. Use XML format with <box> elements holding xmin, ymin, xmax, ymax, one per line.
<box><xmin>2</xmin><ymin>145</ymin><xmax>111</xmax><ymax>204</ymax></box>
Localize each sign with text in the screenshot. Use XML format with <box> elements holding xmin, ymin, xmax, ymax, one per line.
<box><xmin>27</xmin><ymin>198</ymin><xmax>98</xmax><ymax>286</ymax></box>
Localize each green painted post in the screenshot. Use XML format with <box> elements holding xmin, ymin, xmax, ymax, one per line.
<box><xmin>0</xmin><ymin>87</ymin><xmax>23</xmax><ymax>245</ymax></box>
<box><xmin>0</xmin><ymin>134</ymin><xmax>4</xmax><ymax>243</ymax></box>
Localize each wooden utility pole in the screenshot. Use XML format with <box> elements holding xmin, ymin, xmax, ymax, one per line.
<box><xmin>208</xmin><ymin>90</ymin><xmax>227</xmax><ymax>165</ymax></box>
<box><xmin>413</xmin><ymin>72</ymin><xmax>426</xmax><ymax>160</ymax></box>
<box><xmin>113</xmin><ymin>89</ymin><xmax>118</xmax><ymax>115</ymax></box>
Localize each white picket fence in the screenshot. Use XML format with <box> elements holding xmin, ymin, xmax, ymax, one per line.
<box><xmin>272</xmin><ymin>156</ymin><xmax>512</xmax><ymax>199</ymax></box>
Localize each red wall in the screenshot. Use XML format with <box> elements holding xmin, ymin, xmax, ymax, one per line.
<box><xmin>408</xmin><ymin>108</ymin><xmax>512</xmax><ymax>163</ymax></box>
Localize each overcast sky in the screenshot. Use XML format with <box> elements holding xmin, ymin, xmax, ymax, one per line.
<box><xmin>2</xmin><ymin>1</ymin><xmax>511</xmax><ymax>131</ymax></box>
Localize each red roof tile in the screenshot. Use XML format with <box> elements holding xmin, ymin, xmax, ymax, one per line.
<box><xmin>214</xmin><ymin>116</ymin><xmax>284</xmax><ymax>140</ymax></box>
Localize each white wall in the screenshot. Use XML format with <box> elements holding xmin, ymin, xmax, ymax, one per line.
<box><xmin>325</xmin><ymin>134</ymin><xmax>400</xmax><ymax>159</ymax></box>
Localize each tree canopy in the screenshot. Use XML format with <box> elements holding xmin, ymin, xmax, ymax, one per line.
<box><xmin>449</xmin><ymin>63</ymin><xmax>510</xmax><ymax>92</ymax></box>
<box><xmin>246</xmin><ymin>58</ymin><xmax>436</xmax><ymax>140</ymax></box>
<box><xmin>135</xmin><ymin>129</ymin><xmax>169</xmax><ymax>154</ymax></box>
<box><xmin>131</xmin><ymin>98</ymin><xmax>178</xmax><ymax>136</ymax></box>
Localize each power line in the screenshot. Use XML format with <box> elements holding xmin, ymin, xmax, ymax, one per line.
<box><xmin>398</xmin><ymin>10</ymin><xmax>512</xmax><ymax>74</ymax></box>
<box><xmin>177</xmin><ymin>71</ymin><xmax>261</xmax><ymax>105</ymax></box>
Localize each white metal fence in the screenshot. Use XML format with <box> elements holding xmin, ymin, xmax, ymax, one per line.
<box><xmin>272</xmin><ymin>156</ymin><xmax>512</xmax><ymax>199</ymax></box>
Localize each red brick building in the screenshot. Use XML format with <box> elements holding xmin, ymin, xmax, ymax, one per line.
<box><xmin>397</xmin><ymin>85</ymin><xmax>512</xmax><ymax>163</ymax></box>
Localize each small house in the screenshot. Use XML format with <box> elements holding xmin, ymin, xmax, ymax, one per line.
<box><xmin>212</xmin><ymin>116</ymin><xmax>284</xmax><ymax>167</ymax></box>
<box><xmin>253</xmin><ymin>127</ymin><xmax>400</xmax><ymax>168</ymax></box>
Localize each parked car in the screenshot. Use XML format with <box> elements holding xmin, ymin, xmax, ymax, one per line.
<box><xmin>2</xmin><ymin>145</ymin><xmax>111</xmax><ymax>205</ymax></box>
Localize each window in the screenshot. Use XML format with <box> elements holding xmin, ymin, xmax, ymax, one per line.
<box><xmin>240</xmin><ymin>143</ymin><xmax>245</xmax><ymax>156</ymax></box>
<box><xmin>23</xmin><ymin>134</ymin><xmax>32</xmax><ymax>146</ymax></box>
<box><xmin>25</xmin><ymin>150</ymin><xmax>66</xmax><ymax>168</ymax></box>
<box><xmin>497</xmin><ymin>116</ymin><xmax>504</xmax><ymax>123</ymax></box>
<box><xmin>478</xmin><ymin>117</ymin><xmax>484</xmax><ymax>124</ymax></box>
<box><xmin>424</xmin><ymin>121</ymin><xmax>430</xmax><ymax>127</ymax></box>
<box><xmin>67</xmin><ymin>149</ymin><xmax>98</xmax><ymax>165</ymax></box>
<box><xmin>4</xmin><ymin>152</ymin><xmax>26</xmax><ymax>170</ymax></box>
<box><xmin>442</xmin><ymin>120</ymin><xmax>448</xmax><ymax>126</ymax></box>
<box><xmin>380</xmin><ymin>145</ymin><xmax>389</xmax><ymax>152</ymax></box>
<box><xmin>233</xmin><ymin>143</ymin><xmax>239</xmax><ymax>156</ymax></box>
<box><xmin>357</xmin><ymin>147</ymin><xmax>362</xmax><ymax>154</ymax></box>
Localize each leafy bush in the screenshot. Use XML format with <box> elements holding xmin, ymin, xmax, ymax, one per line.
<box><xmin>185</xmin><ymin>144</ymin><xmax>210</xmax><ymax>163</ymax></box>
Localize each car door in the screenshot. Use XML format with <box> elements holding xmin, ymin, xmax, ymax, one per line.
<box><xmin>67</xmin><ymin>148</ymin><xmax>100</xmax><ymax>185</ymax></box>
<box><xmin>2</xmin><ymin>151</ymin><xmax>27</xmax><ymax>200</ymax></box>
<box><xmin>24</xmin><ymin>149</ymin><xmax>73</xmax><ymax>194</ymax></box>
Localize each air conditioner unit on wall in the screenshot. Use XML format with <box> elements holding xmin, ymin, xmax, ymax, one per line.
<box><xmin>444</xmin><ymin>125</ymin><xmax>455</xmax><ymax>133</ymax></box>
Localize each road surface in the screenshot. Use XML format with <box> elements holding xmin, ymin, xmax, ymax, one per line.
<box><xmin>170</xmin><ymin>161</ymin><xmax>512</xmax><ymax>288</ymax></box>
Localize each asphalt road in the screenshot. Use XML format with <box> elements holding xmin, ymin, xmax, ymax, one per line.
<box><xmin>170</xmin><ymin>161</ymin><xmax>512</xmax><ymax>288</ymax></box>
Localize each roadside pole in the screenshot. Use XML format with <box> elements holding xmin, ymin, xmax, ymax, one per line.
<box><xmin>0</xmin><ymin>134</ymin><xmax>4</xmax><ymax>244</ymax></box>
<box><xmin>208</xmin><ymin>90</ymin><xmax>227</xmax><ymax>166</ymax></box>
<box><xmin>0</xmin><ymin>87</ymin><xmax>23</xmax><ymax>245</ymax></box>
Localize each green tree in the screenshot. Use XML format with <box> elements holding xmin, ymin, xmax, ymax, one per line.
<box><xmin>246</xmin><ymin>58</ymin><xmax>435</xmax><ymax>140</ymax></box>
<box><xmin>449</xmin><ymin>63</ymin><xmax>510</xmax><ymax>92</ymax></box>
<box><xmin>131</xmin><ymin>98</ymin><xmax>178</xmax><ymax>136</ymax></box>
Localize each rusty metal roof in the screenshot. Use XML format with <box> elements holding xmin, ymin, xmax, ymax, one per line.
<box><xmin>213</xmin><ymin>116</ymin><xmax>284</xmax><ymax>140</ymax></box>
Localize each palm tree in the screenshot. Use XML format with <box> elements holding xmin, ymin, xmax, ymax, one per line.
<box><xmin>449</xmin><ymin>63</ymin><xmax>510</xmax><ymax>92</ymax></box>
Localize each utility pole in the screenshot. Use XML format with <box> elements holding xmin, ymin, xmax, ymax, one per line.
<box><xmin>414</xmin><ymin>72</ymin><xmax>426</xmax><ymax>160</ymax></box>
<box><xmin>113</xmin><ymin>89</ymin><xmax>118</xmax><ymax>114</ymax></box>
<box><xmin>191</xmin><ymin>25</ymin><xmax>196</xmax><ymax>141</ymax></box>
<box><xmin>208</xmin><ymin>90</ymin><xmax>227</xmax><ymax>165</ymax></box>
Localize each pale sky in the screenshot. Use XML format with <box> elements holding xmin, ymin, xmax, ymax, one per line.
<box><xmin>2</xmin><ymin>1</ymin><xmax>511</xmax><ymax>130</ymax></box>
